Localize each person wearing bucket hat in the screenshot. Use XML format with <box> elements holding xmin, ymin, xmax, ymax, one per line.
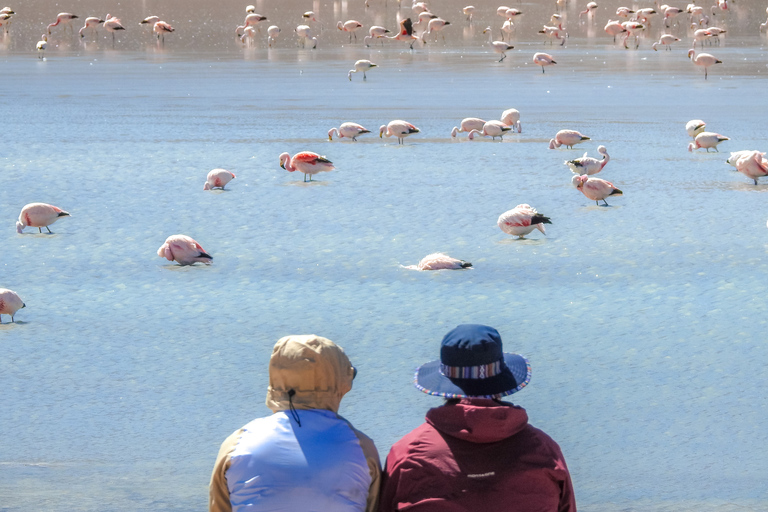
<box><xmin>209</xmin><ymin>335</ymin><xmax>381</xmax><ymax>512</ymax></box>
<box><xmin>379</xmin><ymin>324</ymin><xmax>576</xmax><ymax>512</ymax></box>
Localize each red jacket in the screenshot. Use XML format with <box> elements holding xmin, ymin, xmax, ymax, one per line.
<box><xmin>379</xmin><ymin>399</ymin><xmax>576</xmax><ymax>512</ymax></box>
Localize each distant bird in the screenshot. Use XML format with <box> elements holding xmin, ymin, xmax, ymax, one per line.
<box><xmin>36</xmin><ymin>34</ymin><xmax>47</xmax><ymax>58</ymax></box>
<box><xmin>463</xmin><ymin>6</ymin><xmax>476</xmax><ymax>22</ymax></box>
<box><xmin>533</xmin><ymin>52</ymin><xmax>557</xmax><ymax>73</ymax></box>
<box><xmin>329</xmin><ymin>123</ymin><xmax>371</xmax><ymax>141</ymax></box>
<box><xmin>204</xmin><ymin>169</ymin><xmax>236</xmax><ymax>190</ymax></box>
<box><xmin>16</xmin><ymin>203</ymin><xmax>70</xmax><ymax>233</ymax></box>
<box><xmin>616</xmin><ymin>6</ymin><xmax>635</xmax><ymax>17</ymax></box>
<box><xmin>652</xmin><ymin>33</ymin><xmax>680</xmax><ymax>50</ymax></box>
<box><xmin>78</xmin><ymin>16</ymin><xmax>104</xmax><ymax>39</ymax></box>
<box><xmin>295</xmin><ymin>25</ymin><xmax>317</xmax><ymax>48</ymax></box>
<box><xmin>686</xmin><ymin>119</ymin><xmax>707</xmax><ymax>138</ymax></box>
<box><xmin>348</xmin><ymin>59</ymin><xmax>377</xmax><ymax>80</ymax></box>
<box><xmin>337</xmin><ymin>19</ymin><xmax>363</xmax><ymax>42</ymax></box>
<box><xmin>497</xmin><ymin>204</ymin><xmax>552</xmax><ymax>238</ymax></box>
<box><xmin>467</xmin><ymin>120</ymin><xmax>512</xmax><ymax>140</ymax></box>
<box><xmin>413</xmin><ymin>2</ymin><xmax>430</xmax><ymax>14</ymax></box>
<box><xmin>505</xmin><ymin>8</ymin><xmax>524</xmax><ymax>19</ymax></box>
<box><xmin>663</xmin><ymin>6</ymin><xmax>685</xmax><ymax>26</ymax></box>
<box><xmin>483</xmin><ymin>27</ymin><xmax>514</xmax><ymax>61</ymax></box>
<box><xmin>500</xmin><ymin>108</ymin><xmax>522</xmax><ymax>133</ymax></box>
<box><xmin>405</xmin><ymin>253</ymin><xmax>472</xmax><ymax>270</ymax></box>
<box><xmin>0</xmin><ymin>288</ymin><xmax>25</xmax><ymax>323</ymax></box>
<box><xmin>725</xmin><ymin>150</ymin><xmax>755</xmax><ymax>168</ymax></box>
<box><xmin>497</xmin><ymin>6</ymin><xmax>512</xmax><ymax>17</ymax></box>
<box><xmin>728</xmin><ymin>150</ymin><xmax>768</xmax><ymax>185</ymax></box>
<box><xmin>47</xmin><ymin>12</ymin><xmax>78</xmax><ymax>35</ymax></box>
<box><xmin>246</xmin><ymin>5</ymin><xmax>256</xmax><ymax>14</ymax></box>
<box><xmin>451</xmin><ymin>117</ymin><xmax>486</xmax><ymax>137</ymax></box>
<box><xmin>279</xmin><ymin>151</ymin><xmax>335</xmax><ymax>182</ymax></box>
<box><xmin>572</xmin><ymin>174</ymin><xmax>623</xmax><ymax>205</ymax></box>
<box><xmin>549</xmin><ymin>129</ymin><xmax>590</xmax><ymax>149</ymax></box>
<box><xmin>302</xmin><ymin>11</ymin><xmax>318</xmax><ymax>23</ymax></box>
<box><xmin>157</xmin><ymin>235</ymin><xmax>212</xmax><ymax>265</ymax></box>
<box><xmin>604</xmin><ymin>20</ymin><xmax>627</xmax><ymax>43</ymax></box>
<box><xmin>236</xmin><ymin>13</ymin><xmax>268</xmax><ymax>36</ymax></box>
<box><xmin>380</xmin><ymin>120</ymin><xmax>420</xmax><ymax>144</ymax></box>
<box><xmin>621</xmin><ymin>21</ymin><xmax>646</xmax><ymax>48</ymax></box>
<box><xmin>140</xmin><ymin>16</ymin><xmax>159</xmax><ymax>27</ymax></box>
<box><xmin>364</xmin><ymin>26</ymin><xmax>390</xmax><ymax>46</ymax></box>
<box><xmin>104</xmin><ymin>14</ymin><xmax>126</xmax><ymax>45</ymax></box>
<box><xmin>688</xmin><ymin>48</ymin><xmax>721</xmax><ymax>79</ymax></box>
<box><xmin>688</xmin><ymin>131</ymin><xmax>729</xmax><ymax>152</ymax></box>
<box><xmin>267</xmin><ymin>25</ymin><xmax>281</xmax><ymax>46</ymax></box>
<box><xmin>422</xmin><ymin>17</ymin><xmax>451</xmax><ymax>43</ymax></box>
<box><xmin>153</xmin><ymin>21</ymin><xmax>174</xmax><ymax>44</ymax></box>
<box><xmin>389</xmin><ymin>18</ymin><xmax>418</xmax><ymax>49</ymax></box>
<box><xmin>579</xmin><ymin>1</ymin><xmax>599</xmax><ymax>18</ymax></box>
<box><xmin>538</xmin><ymin>24</ymin><xmax>566</xmax><ymax>45</ymax></box>
<box><xmin>565</xmin><ymin>145</ymin><xmax>610</xmax><ymax>175</ymax></box>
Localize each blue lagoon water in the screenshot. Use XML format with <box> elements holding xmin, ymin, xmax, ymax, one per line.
<box><xmin>1</xmin><ymin>0</ymin><xmax>768</xmax><ymax>510</ymax></box>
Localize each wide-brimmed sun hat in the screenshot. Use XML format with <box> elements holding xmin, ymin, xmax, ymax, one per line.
<box><xmin>414</xmin><ymin>324</ymin><xmax>531</xmax><ymax>399</ymax></box>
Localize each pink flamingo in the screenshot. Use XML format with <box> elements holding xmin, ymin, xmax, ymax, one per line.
<box><xmin>497</xmin><ymin>204</ymin><xmax>552</xmax><ymax>238</ymax></box>
<box><xmin>157</xmin><ymin>235</ymin><xmax>212</xmax><ymax>265</ymax></box>
<box><xmin>565</xmin><ymin>145</ymin><xmax>610</xmax><ymax>175</ymax></box>
<box><xmin>47</xmin><ymin>12</ymin><xmax>78</xmax><ymax>35</ymax></box>
<box><xmin>451</xmin><ymin>118</ymin><xmax>486</xmax><ymax>137</ymax></box>
<box><xmin>236</xmin><ymin>13</ymin><xmax>267</xmax><ymax>36</ymax></box>
<box><xmin>467</xmin><ymin>120</ymin><xmax>512</xmax><ymax>140</ymax></box>
<box><xmin>688</xmin><ymin>48</ymin><xmax>721</xmax><ymax>79</ymax></box>
<box><xmin>279</xmin><ymin>151</ymin><xmax>335</xmax><ymax>181</ymax></box>
<box><xmin>621</xmin><ymin>21</ymin><xmax>645</xmax><ymax>49</ymax></box>
<box><xmin>533</xmin><ymin>52</ymin><xmax>557</xmax><ymax>72</ymax></box>
<box><xmin>604</xmin><ymin>20</ymin><xmax>627</xmax><ymax>43</ymax></box>
<box><xmin>267</xmin><ymin>25</ymin><xmax>281</xmax><ymax>47</ymax></box>
<box><xmin>337</xmin><ymin>20</ymin><xmax>363</xmax><ymax>42</ymax></box>
<box><xmin>78</xmin><ymin>16</ymin><xmax>104</xmax><ymax>39</ymax></box>
<box><xmin>380</xmin><ymin>120</ymin><xmax>420</xmax><ymax>144</ymax></box>
<box><xmin>549</xmin><ymin>129</ymin><xmax>590</xmax><ymax>149</ymax></box>
<box><xmin>405</xmin><ymin>253</ymin><xmax>472</xmax><ymax>270</ymax></box>
<box><xmin>579</xmin><ymin>2</ymin><xmax>598</xmax><ymax>19</ymax></box>
<box><xmin>0</xmin><ymin>288</ymin><xmax>25</xmax><ymax>323</ymax></box>
<box><xmin>686</xmin><ymin>119</ymin><xmax>707</xmax><ymax>138</ymax></box>
<box><xmin>616</xmin><ymin>7</ymin><xmax>635</xmax><ymax>17</ymax></box>
<box><xmin>140</xmin><ymin>16</ymin><xmax>160</xmax><ymax>27</ymax></box>
<box><xmin>729</xmin><ymin>151</ymin><xmax>768</xmax><ymax>185</ymax></box>
<box><xmin>204</xmin><ymin>169</ymin><xmax>236</xmax><ymax>190</ymax></box>
<box><xmin>36</xmin><ymin>35</ymin><xmax>47</xmax><ymax>58</ymax></box>
<box><xmin>348</xmin><ymin>59</ymin><xmax>377</xmax><ymax>80</ymax></box>
<box><xmin>652</xmin><ymin>34</ymin><xmax>681</xmax><ymax>50</ymax></box>
<box><xmin>104</xmin><ymin>14</ymin><xmax>126</xmax><ymax>46</ymax></box>
<box><xmin>328</xmin><ymin>122</ymin><xmax>371</xmax><ymax>141</ymax></box>
<box><xmin>539</xmin><ymin>24</ymin><xmax>566</xmax><ymax>45</ymax></box>
<box><xmin>154</xmin><ymin>21</ymin><xmax>174</xmax><ymax>44</ymax></box>
<box><xmin>422</xmin><ymin>17</ymin><xmax>451</xmax><ymax>43</ymax></box>
<box><xmin>572</xmin><ymin>175</ymin><xmax>623</xmax><ymax>205</ymax></box>
<box><xmin>463</xmin><ymin>6</ymin><xmax>476</xmax><ymax>22</ymax></box>
<box><xmin>663</xmin><ymin>6</ymin><xmax>685</xmax><ymax>26</ymax></box>
<box><xmin>16</xmin><ymin>203</ymin><xmax>70</xmax><ymax>234</ymax></box>
<box><xmin>688</xmin><ymin>131</ymin><xmax>729</xmax><ymax>151</ymax></box>
<box><xmin>500</xmin><ymin>108</ymin><xmax>522</xmax><ymax>133</ymax></box>
<box><xmin>483</xmin><ymin>27</ymin><xmax>514</xmax><ymax>61</ymax></box>
<box><xmin>389</xmin><ymin>18</ymin><xmax>419</xmax><ymax>49</ymax></box>
<box><xmin>364</xmin><ymin>26</ymin><xmax>390</xmax><ymax>46</ymax></box>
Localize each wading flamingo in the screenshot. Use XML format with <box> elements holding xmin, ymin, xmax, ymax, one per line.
<box><xmin>0</xmin><ymin>288</ymin><xmax>25</xmax><ymax>323</ymax></box>
<box><xmin>500</xmin><ymin>108</ymin><xmax>522</xmax><ymax>133</ymax></box>
<box><xmin>104</xmin><ymin>14</ymin><xmax>126</xmax><ymax>46</ymax></box>
<box><xmin>348</xmin><ymin>59</ymin><xmax>377</xmax><ymax>80</ymax></box>
<box><xmin>16</xmin><ymin>203</ymin><xmax>70</xmax><ymax>233</ymax></box>
<box><xmin>621</xmin><ymin>21</ymin><xmax>645</xmax><ymax>48</ymax></box>
<box><xmin>497</xmin><ymin>204</ymin><xmax>552</xmax><ymax>238</ymax></box>
<box><xmin>404</xmin><ymin>253</ymin><xmax>472</xmax><ymax>270</ymax></box>
<box><xmin>422</xmin><ymin>17</ymin><xmax>451</xmax><ymax>43</ymax></box>
<box><xmin>688</xmin><ymin>131</ymin><xmax>729</xmax><ymax>151</ymax></box>
<box><xmin>328</xmin><ymin>122</ymin><xmax>371</xmax><ymax>141</ymax></box>
<box><xmin>579</xmin><ymin>2</ymin><xmax>599</xmax><ymax>19</ymax></box>
<box><xmin>364</xmin><ymin>26</ymin><xmax>390</xmax><ymax>46</ymax></box>
<box><xmin>467</xmin><ymin>120</ymin><xmax>512</xmax><ymax>140</ymax></box>
<box><xmin>236</xmin><ymin>13</ymin><xmax>267</xmax><ymax>36</ymax></box>
<box><xmin>140</xmin><ymin>16</ymin><xmax>159</xmax><ymax>27</ymax></box>
<box><xmin>337</xmin><ymin>20</ymin><xmax>363</xmax><ymax>42</ymax></box>
<box><xmin>267</xmin><ymin>25</ymin><xmax>281</xmax><ymax>46</ymax></box>
<box><xmin>686</xmin><ymin>119</ymin><xmax>706</xmax><ymax>138</ymax></box>
<box><xmin>451</xmin><ymin>118</ymin><xmax>486</xmax><ymax>137</ymax></box>
<box><xmin>572</xmin><ymin>175</ymin><xmax>623</xmax><ymax>205</ymax></box>
<box><xmin>652</xmin><ymin>34</ymin><xmax>681</xmax><ymax>50</ymax></box>
<box><xmin>380</xmin><ymin>120</ymin><xmax>420</xmax><ymax>144</ymax></box>
<box><xmin>463</xmin><ymin>6</ymin><xmax>476</xmax><ymax>22</ymax></box>
<box><xmin>565</xmin><ymin>145</ymin><xmax>610</xmax><ymax>175</ymax></box>
<box><xmin>154</xmin><ymin>21</ymin><xmax>174</xmax><ymax>44</ymax></box>
<box><xmin>533</xmin><ymin>52</ymin><xmax>557</xmax><ymax>72</ymax></box>
<box><xmin>279</xmin><ymin>151</ymin><xmax>335</xmax><ymax>181</ymax></box>
<box><xmin>295</xmin><ymin>25</ymin><xmax>317</xmax><ymax>48</ymax></box>
<box><xmin>47</xmin><ymin>13</ymin><xmax>78</xmax><ymax>35</ymax></box>
<box><xmin>158</xmin><ymin>235</ymin><xmax>212</xmax><ymax>265</ymax></box>
<box><xmin>204</xmin><ymin>169</ymin><xmax>236</xmax><ymax>190</ymax></box>
<box><xmin>483</xmin><ymin>27</ymin><xmax>514</xmax><ymax>61</ymax></box>
<box><xmin>36</xmin><ymin>35</ymin><xmax>47</xmax><ymax>58</ymax></box>
<box><xmin>79</xmin><ymin>16</ymin><xmax>104</xmax><ymax>39</ymax></box>
<box><xmin>389</xmin><ymin>18</ymin><xmax>419</xmax><ymax>49</ymax></box>
<box><xmin>689</xmin><ymin>48</ymin><xmax>721</xmax><ymax>79</ymax></box>
<box><xmin>604</xmin><ymin>20</ymin><xmax>627</xmax><ymax>42</ymax></box>
<box><xmin>549</xmin><ymin>129</ymin><xmax>590</xmax><ymax>149</ymax></box>
<box><xmin>728</xmin><ymin>151</ymin><xmax>768</xmax><ymax>185</ymax></box>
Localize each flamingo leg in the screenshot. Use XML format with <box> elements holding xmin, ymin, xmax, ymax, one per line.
<box><xmin>46</xmin><ymin>226</ymin><xmax>53</xmax><ymax>234</ymax></box>
<box><xmin>38</xmin><ymin>227</ymin><xmax>42</xmax><ymax>233</ymax></box>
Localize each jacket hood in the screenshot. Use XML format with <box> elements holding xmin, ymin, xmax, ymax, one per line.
<box><xmin>265</xmin><ymin>334</ymin><xmax>355</xmax><ymax>414</ymax></box>
<box><xmin>425</xmin><ymin>398</ymin><xmax>529</xmax><ymax>444</ymax></box>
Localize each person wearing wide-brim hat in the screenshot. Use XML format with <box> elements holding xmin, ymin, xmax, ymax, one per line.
<box><xmin>379</xmin><ymin>324</ymin><xmax>577</xmax><ymax>512</ymax></box>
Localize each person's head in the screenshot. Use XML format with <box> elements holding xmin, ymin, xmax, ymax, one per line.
<box><xmin>415</xmin><ymin>324</ymin><xmax>531</xmax><ymax>399</ymax></box>
<box><xmin>265</xmin><ymin>334</ymin><xmax>356</xmax><ymax>414</ymax></box>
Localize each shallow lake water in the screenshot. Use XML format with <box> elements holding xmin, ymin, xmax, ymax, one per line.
<box><xmin>1</xmin><ymin>0</ymin><xmax>768</xmax><ymax>510</ymax></box>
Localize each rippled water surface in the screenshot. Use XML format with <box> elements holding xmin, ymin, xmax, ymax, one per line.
<box><xmin>2</xmin><ymin>0</ymin><xmax>768</xmax><ymax>510</ymax></box>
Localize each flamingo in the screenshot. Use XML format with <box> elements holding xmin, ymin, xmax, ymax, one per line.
<box><xmin>246</xmin><ymin>5</ymin><xmax>256</xmax><ymax>14</ymax></box>
<box><xmin>711</xmin><ymin>0</ymin><xmax>728</xmax><ymax>16</ymax></box>
<box><xmin>0</xmin><ymin>12</ymin><xmax>11</xmax><ymax>33</ymax></box>
<box><xmin>505</xmin><ymin>8</ymin><xmax>523</xmax><ymax>19</ymax></box>
<box><xmin>482</xmin><ymin>27</ymin><xmax>514</xmax><ymax>61</ymax></box>
<box><xmin>579</xmin><ymin>2</ymin><xmax>599</xmax><ymax>19</ymax></box>
<box><xmin>47</xmin><ymin>12</ymin><xmax>78</xmax><ymax>35</ymax></box>
<box><xmin>302</xmin><ymin>11</ymin><xmax>318</xmax><ymax>23</ymax></box>
<box><xmin>496</xmin><ymin>6</ymin><xmax>512</xmax><ymax>17</ymax></box>
<box><xmin>413</xmin><ymin>1</ymin><xmax>430</xmax><ymax>14</ymax></box>
<box><xmin>16</xmin><ymin>203</ymin><xmax>70</xmax><ymax>233</ymax></box>
<box><xmin>422</xmin><ymin>17</ymin><xmax>451</xmax><ymax>43</ymax></box>
<box><xmin>539</xmin><ymin>24</ymin><xmax>566</xmax><ymax>45</ymax></box>
<box><xmin>295</xmin><ymin>25</ymin><xmax>317</xmax><ymax>48</ymax></box>
<box><xmin>663</xmin><ymin>6</ymin><xmax>685</xmax><ymax>26</ymax></box>
<box><xmin>0</xmin><ymin>288</ymin><xmax>25</xmax><ymax>323</ymax></box>
<box><xmin>78</xmin><ymin>16</ymin><xmax>104</xmax><ymax>39</ymax></box>
<box><xmin>621</xmin><ymin>21</ymin><xmax>645</xmax><ymax>49</ymax></box>
<box><xmin>240</xmin><ymin>26</ymin><xmax>257</xmax><ymax>46</ymax></box>
<box><xmin>348</xmin><ymin>59</ymin><xmax>377</xmax><ymax>80</ymax></box>
<box><xmin>36</xmin><ymin>35</ymin><xmax>47</xmax><ymax>58</ymax></box>
<box><xmin>729</xmin><ymin>151</ymin><xmax>768</xmax><ymax>185</ymax></box>
<box><xmin>154</xmin><ymin>21</ymin><xmax>174</xmax><ymax>44</ymax></box>
<box><xmin>500</xmin><ymin>108</ymin><xmax>522</xmax><ymax>133</ymax></box>
<box><xmin>237</xmin><ymin>13</ymin><xmax>267</xmax><ymax>36</ymax></box>
<box><xmin>204</xmin><ymin>169</ymin><xmax>236</xmax><ymax>190</ymax></box>
<box><xmin>364</xmin><ymin>26</ymin><xmax>390</xmax><ymax>46</ymax></box>
<box><xmin>328</xmin><ymin>122</ymin><xmax>371</xmax><ymax>141</ymax></box>
<box><xmin>467</xmin><ymin>120</ymin><xmax>512</xmax><ymax>141</ymax></box>
<box><xmin>158</xmin><ymin>235</ymin><xmax>212</xmax><ymax>266</ymax></box>
<box><xmin>565</xmin><ymin>146</ymin><xmax>610</xmax><ymax>175</ymax></box>
<box><xmin>686</xmin><ymin>120</ymin><xmax>707</xmax><ymax>138</ymax></box>
<box><xmin>706</xmin><ymin>26</ymin><xmax>726</xmax><ymax>43</ymax></box>
<box><xmin>267</xmin><ymin>25</ymin><xmax>281</xmax><ymax>47</ymax></box>
<box><xmin>688</xmin><ymin>131</ymin><xmax>729</xmax><ymax>151</ymax></box>
<box><xmin>725</xmin><ymin>150</ymin><xmax>755</xmax><ymax>168</ymax></box>
<box><xmin>389</xmin><ymin>18</ymin><xmax>419</xmax><ymax>49</ymax></box>
<box><xmin>414</xmin><ymin>11</ymin><xmax>438</xmax><ymax>30</ymax></box>
<box><xmin>463</xmin><ymin>6</ymin><xmax>476</xmax><ymax>22</ymax></box>
<box><xmin>497</xmin><ymin>204</ymin><xmax>552</xmax><ymax>238</ymax></box>
<box><xmin>380</xmin><ymin>120</ymin><xmax>420</xmax><ymax>144</ymax></box>
<box><xmin>652</xmin><ymin>34</ymin><xmax>681</xmax><ymax>50</ymax></box>
<box><xmin>533</xmin><ymin>52</ymin><xmax>557</xmax><ymax>72</ymax></box>
<box><xmin>572</xmin><ymin>175</ymin><xmax>623</xmax><ymax>205</ymax></box>
<box><xmin>103</xmin><ymin>14</ymin><xmax>126</xmax><ymax>46</ymax></box>
<box><xmin>635</xmin><ymin>7</ymin><xmax>658</xmax><ymax>26</ymax></box>
<box><xmin>337</xmin><ymin>20</ymin><xmax>363</xmax><ymax>42</ymax></box>
<box><xmin>550</xmin><ymin>130</ymin><xmax>590</xmax><ymax>149</ymax></box>
<box><xmin>140</xmin><ymin>16</ymin><xmax>159</xmax><ymax>27</ymax></box>
<box><xmin>604</xmin><ymin>20</ymin><xmax>627</xmax><ymax>43</ymax></box>
<box><xmin>499</xmin><ymin>19</ymin><xmax>515</xmax><ymax>41</ymax></box>
<box><xmin>688</xmin><ymin>48</ymin><xmax>721</xmax><ymax>79</ymax></box>
<box><xmin>616</xmin><ymin>6</ymin><xmax>635</xmax><ymax>17</ymax></box>
<box><xmin>451</xmin><ymin>118</ymin><xmax>486</xmax><ymax>137</ymax></box>
<box><xmin>279</xmin><ymin>151</ymin><xmax>335</xmax><ymax>182</ymax></box>
<box><xmin>692</xmin><ymin>28</ymin><xmax>713</xmax><ymax>47</ymax></box>
<box><xmin>405</xmin><ymin>253</ymin><xmax>472</xmax><ymax>270</ymax></box>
